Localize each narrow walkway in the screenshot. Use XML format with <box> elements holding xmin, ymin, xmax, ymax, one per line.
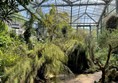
<box><xmin>60</xmin><ymin>71</ymin><xmax>102</xmax><ymax>83</ymax></box>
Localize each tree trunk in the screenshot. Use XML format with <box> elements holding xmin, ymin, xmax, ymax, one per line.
<box><xmin>101</xmin><ymin>68</ymin><xmax>105</xmax><ymax>83</ymax></box>
<box><xmin>101</xmin><ymin>45</ymin><xmax>112</xmax><ymax>83</ymax></box>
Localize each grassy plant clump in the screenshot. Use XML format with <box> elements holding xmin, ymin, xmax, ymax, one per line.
<box><xmin>1</xmin><ymin>42</ymin><xmax>68</xmax><ymax>83</ymax></box>
<box><xmin>52</xmin><ymin>29</ymin><xmax>90</xmax><ymax>74</ymax></box>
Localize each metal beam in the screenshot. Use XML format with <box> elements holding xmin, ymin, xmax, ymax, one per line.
<box><xmin>72</xmin><ymin>24</ymin><xmax>97</xmax><ymax>27</ymax></box>
<box><xmin>71</xmin><ymin>23</ymin><xmax>97</xmax><ymax>24</ymax></box>
<box><xmin>87</xmin><ymin>12</ymin><xmax>100</xmax><ymax>16</ymax></box>
<box><xmin>89</xmin><ymin>25</ymin><xmax>92</xmax><ymax>35</ymax></box>
<box><xmin>86</xmin><ymin>13</ymin><xmax>97</xmax><ymax>23</ymax></box>
<box><xmin>72</xmin><ymin>25</ymin><xmax>96</xmax><ymax>28</ymax></box>
<box><xmin>62</xmin><ymin>0</ymin><xmax>72</xmax><ymax>5</ymax></box>
<box><xmin>72</xmin><ymin>12</ymin><xmax>100</xmax><ymax>17</ymax></box>
<box><xmin>97</xmin><ymin>0</ymin><xmax>113</xmax><ymax>33</ymax></box>
<box><xmin>70</xmin><ymin>6</ymin><xmax>72</xmax><ymax>27</ymax></box>
<box><xmin>98</xmin><ymin>0</ymin><xmax>112</xmax><ymax>24</ymax></box>
<box><xmin>96</xmin><ymin>25</ymin><xmax>99</xmax><ymax>39</ymax></box>
<box><xmin>72</xmin><ymin>13</ymin><xmax>85</xmax><ymax>23</ymax></box>
<box><xmin>77</xmin><ymin>25</ymin><xmax>96</xmax><ymax>27</ymax></box>
<box><xmin>39</xmin><ymin>3</ymin><xmax>106</xmax><ymax>7</ymax></box>
<box><xmin>19</xmin><ymin>0</ymin><xmax>46</xmax><ymax>12</ymax></box>
<box><xmin>85</xmin><ymin>0</ymin><xmax>89</xmax><ymax>13</ymax></box>
<box><xmin>116</xmin><ymin>0</ymin><xmax>118</xmax><ymax>14</ymax></box>
<box><xmin>71</xmin><ymin>23</ymin><xmax>97</xmax><ymax>27</ymax></box>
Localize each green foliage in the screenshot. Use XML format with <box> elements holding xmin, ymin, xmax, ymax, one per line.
<box><xmin>96</xmin><ymin>29</ymin><xmax>118</xmax><ymax>67</ymax></box>
<box><xmin>38</xmin><ymin>6</ymin><xmax>70</xmax><ymax>41</ymax></box>
<box><xmin>0</xmin><ymin>49</ymin><xmax>21</xmax><ymax>77</ymax></box>
<box><xmin>0</xmin><ymin>51</ymin><xmax>20</xmax><ymax>67</ymax></box>
<box><xmin>34</xmin><ymin>42</ymin><xmax>68</xmax><ymax>76</ymax></box>
<box><xmin>2</xmin><ymin>43</ymin><xmax>44</xmax><ymax>83</ymax></box>
<box><xmin>0</xmin><ymin>21</ymin><xmax>12</xmax><ymax>48</ymax></box>
<box><xmin>0</xmin><ymin>21</ymin><xmax>29</xmax><ymax>78</ymax></box>
<box><xmin>95</xmin><ymin>48</ymin><xmax>108</xmax><ymax>65</ymax></box>
<box><xmin>0</xmin><ymin>3</ymin><xmax>96</xmax><ymax>82</ymax></box>
<box><xmin>0</xmin><ymin>35</ymin><xmax>12</xmax><ymax>47</ymax></box>
<box><xmin>0</xmin><ymin>21</ymin><xmax>8</xmax><ymax>34</ymax></box>
<box><xmin>106</xmin><ymin>15</ymin><xmax>118</xmax><ymax>30</ymax></box>
<box><xmin>16</xmin><ymin>0</ymin><xmax>33</xmax><ymax>5</ymax></box>
<box><xmin>54</xmin><ymin>38</ymin><xmax>78</xmax><ymax>55</ymax></box>
<box><xmin>0</xmin><ymin>0</ymin><xmax>19</xmax><ymax>22</ymax></box>
<box><xmin>68</xmin><ymin>28</ymin><xmax>87</xmax><ymax>44</ymax></box>
<box><xmin>23</xmin><ymin>14</ymin><xmax>35</xmax><ymax>44</ymax></box>
<box><xmin>98</xmin><ymin>29</ymin><xmax>118</xmax><ymax>48</ymax></box>
<box><xmin>94</xmin><ymin>28</ymin><xmax>118</xmax><ymax>83</ymax></box>
<box><xmin>52</xmin><ymin>29</ymin><xmax>90</xmax><ymax>74</ymax></box>
<box><xmin>1</xmin><ymin>42</ymin><xmax>68</xmax><ymax>83</ymax></box>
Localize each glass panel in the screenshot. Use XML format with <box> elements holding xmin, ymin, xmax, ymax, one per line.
<box><xmin>19</xmin><ymin>0</ymin><xmax>108</xmax><ymax>26</ymax></box>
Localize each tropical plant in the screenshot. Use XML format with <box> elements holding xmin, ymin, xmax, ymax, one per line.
<box><xmin>38</xmin><ymin>6</ymin><xmax>70</xmax><ymax>41</ymax></box>
<box><xmin>95</xmin><ymin>29</ymin><xmax>118</xmax><ymax>83</ymax></box>
<box><xmin>0</xmin><ymin>21</ymin><xmax>12</xmax><ymax>48</ymax></box>
<box><xmin>0</xmin><ymin>21</ymin><xmax>8</xmax><ymax>35</ymax></box>
<box><xmin>23</xmin><ymin>14</ymin><xmax>35</xmax><ymax>44</ymax></box>
<box><xmin>0</xmin><ymin>0</ymin><xmax>18</xmax><ymax>22</ymax></box>
<box><xmin>0</xmin><ymin>0</ymin><xmax>47</xmax><ymax>23</ymax></box>
<box><xmin>53</xmin><ymin>28</ymin><xmax>90</xmax><ymax>74</ymax></box>
<box><xmin>106</xmin><ymin>15</ymin><xmax>118</xmax><ymax>30</ymax></box>
<box><xmin>1</xmin><ymin>42</ymin><xmax>69</xmax><ymax>83</ymax></box>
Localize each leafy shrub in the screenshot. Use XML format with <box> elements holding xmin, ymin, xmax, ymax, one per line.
<box><xmin>106</xmin><ymin>15</ymin><xmax>118</xmax><ymax>30</ymax></box>
<box><xmin>2</xmin><ymin>42</ymin><xmax>68</xmax><ymax>83</ymax></box>
<box><xmin>0</xmin><ymin>35</ymin><xmax>12</xmax><ymax>48</ymax></box>
<box><xmin>0</xmin><ymin>21</ymin><xmax>8</xmax><ymax>34</ymax></box>
<box><xmin>98</xmin><ymin>29</ymin><xmax>118</xmax><ymax>48</ymax></box>
<box><xmin>95</xmin><ymin>29</ymin><xmax>118</xmax><ymax>83</ymax></box>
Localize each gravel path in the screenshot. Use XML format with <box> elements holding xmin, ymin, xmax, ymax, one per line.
<box><xmin>60</xmin><ymin>71</ymin><xmax>102</xmax><ymax>83</ymax></box>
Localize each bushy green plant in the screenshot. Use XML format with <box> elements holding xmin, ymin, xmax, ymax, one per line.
<box><xmin>2</xmin><ymin>42</ymin><xmax>68</xmax><ymax>83</ymax></box>
<box><xmin>98</xmin><ymin>29</ymin><xmax>118</xmax><ymax>48</ymax></box>
<box><xmin>0</xmin><ymin>35</ymin><xmax>12</xmax><ymax>47</ymax></box>
<box><xmin>52</xmin><ymin>28</ymin><xmax>90</xmax><ymax>74</ymax></box>
<box><xmin>0</xmin><ymin>50</ymin><xmax>21</xmax><ymax>77</ymax></box>
<box><xmin>38</xmin><ymin>41</ymin><xmax>68</xmax><ymax>78</ymax></box>
<box><xmin>95</xmin><ymin>29</ymin><xmax>118</xmax><ymax>83</ymax></box>
<box><xmin>0</xmin><ymin>21</ymin><xmax>8</xmax><ymax>34</ymax></box>
<box><xmin>38</xmin><ymin>6</ymin><xmax>70</xmax><ymax>41</ymax></box>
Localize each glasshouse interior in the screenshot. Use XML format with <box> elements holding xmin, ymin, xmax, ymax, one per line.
<box><xmin>0</xmin><ymin>0</ymin><xmax>118</xmax><ymax>83</ymax></box>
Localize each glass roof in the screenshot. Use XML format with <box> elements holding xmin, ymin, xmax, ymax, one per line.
<box><xmin>40</xmin><ymin>0</ymin><xmax>105</xmax><ymax>26</ymax></box>
<box><xmin>19</xmin><ymin>0</ymin><xmax>107</xmax><ymax>26</ymax></box>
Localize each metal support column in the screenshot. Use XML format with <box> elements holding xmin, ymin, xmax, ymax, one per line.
<box><xmin>89</xmin><ymin>25</ymin><xmax>92</xmax><ymax>35</ymax></box>
<box><xmin>116</xmin><ymin>0</ymin><xmax>118</xmax><ymax>14</ymax></box>
<box><xmin>96</xmin><ymin>25</ymin><xmax>99</xmax><ymax>39</ymax></box>
<box><xmin>106</xmin><ymin>4</ymin><xmax>109</xmax><ymax>15</ymax></box>
<box><xmin>76</xmin><ymin>25</ymin><xmax>78</xmax><ymax>33</ymax></box>
<box><xmin>100</xmin><ymin>20</ymin><xmax>102</xmax><ymax>33</ymax></box>
<box><xmin>70</xmin><ymin>6</ymin><xmax>72</xmax><ymax>27</ymax></box>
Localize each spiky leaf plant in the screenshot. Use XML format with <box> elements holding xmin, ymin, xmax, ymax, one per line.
<box><xmin>53</xmin><ymin>28</ymin><xmax>89</xmax><ymax>74</ymax></box>
<box><xmin>38</xmin><ymin>6</ymin><xmax>70</xmax><ymax>41</ymax></box>
<box><xmin>2</xmin><ymin>42</ymin><xmax>68</xmax><ymax>83</ymax></box>
<box><xmin>33</xmin><ymin>42</ymin><xmax>68</xmax><ymax>80</ymax></box>
<box><xmin>53</xmin><ymin>28</ymin><xmax>87</xmax><ymax>55</ymax></box>
<box><xmin>0</xmin><ymin>21</ymin><xmax>8</xmax><ymax>34</ymax></box>
<box><xmin>0</xmin><ymin>21</ymin><xmax>12</xmax><ymax>49</ymax></box>
<box><xmin>0</xmin><ymin>0</ymin><xmax>18</xmax><ymax>22</ymax></box>
<box><xmin>53</xmin><ymin>38</ymin><xmax>78</xmax><ymax>55</ymax></box>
